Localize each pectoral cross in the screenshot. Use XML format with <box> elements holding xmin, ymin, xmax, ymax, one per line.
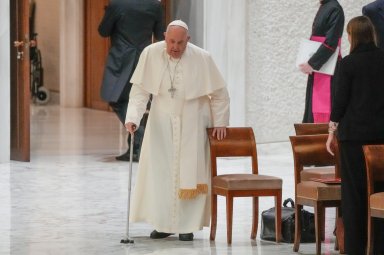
<box><xmin>168</xmin><ymin>86</ymin><xmax>176</xmax><ymax>98</ymax></box>
<box><xmin>166</xmin><ymin>57</ymin><xmax>181</xmax><ymax>99</ymax></box>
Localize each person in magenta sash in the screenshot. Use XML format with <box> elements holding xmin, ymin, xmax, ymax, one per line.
<box><xmin>300</xmin><ymin>0</ymin><xmax>344</xmax><ymax>123</ymax></box>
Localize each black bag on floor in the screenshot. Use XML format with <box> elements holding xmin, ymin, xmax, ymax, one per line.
<box><xmin>260</xmin><ymin>198</ymin><xmax>316</xmax><ymax>243</ymax></box>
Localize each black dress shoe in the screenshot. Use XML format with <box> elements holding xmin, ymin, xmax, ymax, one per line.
<box><xmin>150</xmin><ymin>230</ymin><xmax>174</xmax><ymax>239</ymax></box>
<box><xmin>115</xmin><ymin>152</ymin><xmax>139</xmax><ymax>162</ymax></box>
<box><xmin>179</xmin><ymin>233</ymin><xmax>194</xmax><ymax>241</ymax></box>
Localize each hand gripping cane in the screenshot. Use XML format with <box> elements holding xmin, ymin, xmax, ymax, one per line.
<box><xmin>120</xmin><ymin>131</ymin><xmax>135</xmax><ymax>244</ymax></box>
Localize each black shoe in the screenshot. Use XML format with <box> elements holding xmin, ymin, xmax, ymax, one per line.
<box><xmin>115</xmin><ymin>152</ymin><xmax>139</xmax><ymax>162</ymax></box>
<box><xmin>179</xmin><ymin>233</ymin><xmax>194</xmax><ymax>241</ymax></box>
<box><xmin>150</xmin><ymin>230</ymin><xmax>174</xmax><ymax>239</ymax></box>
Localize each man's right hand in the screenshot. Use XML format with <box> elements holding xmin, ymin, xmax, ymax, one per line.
<box><xmin>125</xmin><ymin>122</ymin><xmax>137</xmax><ymax>135</ymax></box>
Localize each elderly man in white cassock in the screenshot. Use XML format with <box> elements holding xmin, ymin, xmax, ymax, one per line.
<box><xmin>124</xmin><ymin>20</ymin><xmax>230</xmax><ymax>241</ymax></box>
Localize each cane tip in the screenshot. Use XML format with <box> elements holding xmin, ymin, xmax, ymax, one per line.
<box><xmin>120</xmin><ymin>238</ymin><xmax>134</xmax><ymax>244</ymax></box>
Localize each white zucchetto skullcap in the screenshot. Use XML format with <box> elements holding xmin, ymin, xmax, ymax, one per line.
<box><xmin>167</xmin><ymin>20</ymin><xmax>189</xmax><ymax>31</ymax></box>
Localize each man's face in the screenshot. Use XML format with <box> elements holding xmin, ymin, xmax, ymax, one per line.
<box><xmin>164</xmin><ymin>26</ymin><xmax>190</xmax><ymax>59</ymax></box>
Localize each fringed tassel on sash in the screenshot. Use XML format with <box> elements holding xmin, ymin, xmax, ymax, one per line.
<box><xmin>178</xmin><ymin>184</ymin><xmax>208</xmax><ymax>200</ymax></box>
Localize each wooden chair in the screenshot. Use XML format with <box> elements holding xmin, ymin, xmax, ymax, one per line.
<box><xmin>293</xmin><ymin>123</ymin><xmax>336</xmax><ymax>242</ymax></box>
<box><xmin>294</xmin><ymin>123</ymin><xmax>328</xmax><ymax>136</ymax></box>
<box><xmin>294</xmin><ymin>123</ymin><xmax>335</xmax><ymax>181</ymax></box>
<box><xmin>207</xmin><ymin>127</ymin><xmax>282</xmax><ymax>244</ymax></box>
<box><xmin>363</xmin><ymin>145</ymin><xmax>384</xmax><ymax>255</ymax></box>
<box><xmin>289</xmin><ymin>134</ymin><xmax>342</xmax><ymax>255</ymax></box>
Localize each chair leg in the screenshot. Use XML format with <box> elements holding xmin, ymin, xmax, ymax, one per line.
<box><xmin>320</xmin><ymin>207</ymin><xmax>325</xmax><ymax>241</ymax></box>
<box><xmin>293</xmin><ymin>204</ymin><xmax>303</xmax><ymax>252</ymax></box>
<box><xmin>314</xmin><ymin>203</ymin><xmax>322</xmax><ymax>255</ymax></box>
<box><xmin>251</xmin><ymin>196</ymin><xmax>259</xmax><ymax>239</ymax></box>
<box><xmin>335</xmin><ymin>216</ymin><xmax>345</xmax><ymax>254</ymax></box>
<box><xmin>335</xmin><ymin>231</ymin><xmax>339</xmax><ymax>251</ymax></box>
<box><xmin>334</xmin><ymin>208</ymin><xmax>339</xmax><ymax>251</ymax></box>
<box><xmin>334</xmin><ymin>207</ymin><xmax>339</xmax><ymax>251</ymax></box>
<box><xmin>226</xmin><ymin>194</ymin><xmax>234</xmax><ymax>244</ymax></box>
<box><xmin>274</xmin><ymin>190</ymin><xmax>282</xmax><ymax>243</ymax></box>
<box><xmin>367</xmin><ymin>211</ymin><xmax>373</xmax><ymax>255</ymax></box>
<box><xmin>210</xmin><ymin>194</ymin><xmax>217</xmax><ymax>241</ymax></box>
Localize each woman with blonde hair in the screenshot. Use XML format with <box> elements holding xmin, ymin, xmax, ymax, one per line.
<box><xmin>326</xmin><ymin>16</ymin><xmax>384</xmax><ymax>255</ymax></box>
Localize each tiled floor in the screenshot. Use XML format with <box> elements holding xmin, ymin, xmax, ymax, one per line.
<box><xmin>0</xmin><ymin>105</ymin><xmax>340</xmax><ymax>255</ymax></box>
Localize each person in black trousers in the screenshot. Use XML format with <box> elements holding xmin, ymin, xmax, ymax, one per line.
<box><xmin>326</xmin><ymin>16</ymin><xmax>384</xmax><ymax>255</ymax></box>
<box><xmin>98</xmin><ymin>0</ymin><xmax>164</xmax><ymax>161</ymax></box>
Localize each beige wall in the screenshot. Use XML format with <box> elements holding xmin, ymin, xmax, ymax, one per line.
<box><xmin>59</xmin><ymin>0</ymin><xmax>84</xmax><ymax>107</ymax></box>
<box><xmin>34</xmin><ymin>0</ymin><xmax>60</xmax><ymax>93</ymax></box>
<box><xmin>245</xmin><ymin>0</ymin><xmax>373</xmax><ymax>142</ymax></box>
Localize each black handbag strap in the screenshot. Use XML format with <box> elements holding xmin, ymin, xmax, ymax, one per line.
<box><xmin>283</xmin><ymin>198</ymin><xmax>295</xmax><ymax>208</ymax></box>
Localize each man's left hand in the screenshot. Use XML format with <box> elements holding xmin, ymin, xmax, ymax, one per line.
<box><xmin>299</xmin><ymin>62</ymin><xmax>314</xmax><ymax>75</ymax></box>
<box><xmin>212</xmin><ymin>127</ymin><xmax>227</xmax><ymax>140</ymax></box>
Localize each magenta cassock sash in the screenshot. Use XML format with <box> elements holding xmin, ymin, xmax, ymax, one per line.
<box><xmin>310</xmin><ymin>36</ymin><xmax>341</xmax><ymax>123</ymax></box>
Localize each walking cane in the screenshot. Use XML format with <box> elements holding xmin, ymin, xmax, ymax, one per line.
<box><xmin>120</xmin><ymin>131</ymin><xmax>135</xmax><ymax>244</ymax></box>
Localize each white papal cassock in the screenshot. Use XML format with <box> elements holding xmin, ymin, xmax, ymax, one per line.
<box><xmin>125</xmin><ymin>41</ymin><xmax>230</xmax><ymax>234</ymax></box>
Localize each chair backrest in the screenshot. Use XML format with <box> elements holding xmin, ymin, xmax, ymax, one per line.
<box><xmin>363</xmin><ymin>145</ymin><xmax>384</xmax><ymax>196</ymax></box>
<box><xmin>289</xmin><ymin>134</ymin><xmax>339</xmax><ymax>185</ymax></box>
<box><xmin>207</xmin><ymin>127</ymin><xmax>258</xmax><ymax>177</ymax></box>
<box><xmin>294</xmin><ymin>123</ymin><xmax>328</xmax><ymax>135</ymax></box>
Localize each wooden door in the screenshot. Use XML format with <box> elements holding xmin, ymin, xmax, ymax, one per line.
<box><xmin>84</xmin><ymin>0</ymin><xmax>110</xmax><ymax>110</ymax></box>
<box><xmin>10</xmin><ymin>0</ymin><xmax>30</xmax><ymax>161</ymax></box>
<box><xmin>162</xmin><ymin>0</ymin><xmax>171</xmax><ymax>26</ymax></box>
<box><xmin>84</xmin><ymin>0</ymin><xmax>170</xmax><ymax>111</ymax></box>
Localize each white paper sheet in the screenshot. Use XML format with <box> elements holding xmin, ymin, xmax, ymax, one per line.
<box><xmin>296</xmin><ymin>38</ymin><xmax>339</xmax><ymax>75</ymax></box>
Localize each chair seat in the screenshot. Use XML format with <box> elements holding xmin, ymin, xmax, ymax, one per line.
<box><xmin>297</xmin><ymin>181</ymin><xmax>341</xmax><ymax>201</ymax></box>
<box><xmin>213</xmin><ymin>174</ymin><xmax>282</xmax><ymax>190</ymax></box>
<box><xmin>370</xmin><ymin>192</ymin><xmax>384</xmax><ymax>211</ymax></box>
<box><xmin>301</xmin><ymin>167</ymin><xmax>335</xmax><ymax>181</ymax></box>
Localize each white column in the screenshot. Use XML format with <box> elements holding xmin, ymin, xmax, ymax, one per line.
<box><xmin>203</xmin><ymin>0</ymin><xmax>246</xmax><ymax>127</ymax></box>
<box><xmin>0</xmin><ymin>1</ymin><xmax>10</xmax><ymax>162</ymax></box>
<box><xmin>0</xmin><ymin>3</ymin><xmax>10</xmax><ymax>254</ymax></box>
<box><xmin>60</xmin><ymin>0</ymin><xmax>84</xmax><ymax>107</ymax></box>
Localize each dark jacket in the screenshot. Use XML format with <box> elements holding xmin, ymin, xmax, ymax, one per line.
<box><xmin>308</xmin><ymin>0</ymin><xmax>344</xmax><ymax>70</ymax></box>
<box><xmin>363</xmin><ymin>0</ymin><xmax>384</xmax><ymax>51</ymax></box>
<box><xmin>331</xmin><ymin>43</ymin><xmax>384</xmax><ymax>141</ymax></box>
<box><xmin>98</xmin><ymin>0</ymin><xmax>164</xmax><ymax>102</ymax></box>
